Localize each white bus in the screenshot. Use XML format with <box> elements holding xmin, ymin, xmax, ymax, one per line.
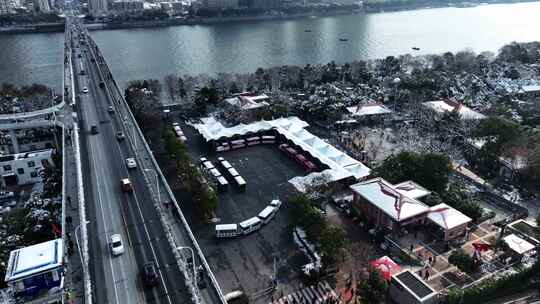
<box><xmin>228</xmin><ymin>168</ymin><xmax>239</xmax><ymax>177</ymax></box>
<box><xmin>220</xmin><ymin>160</ymin><xmax>232</xmax><ymax>170</ymax></box>
<box><xmin>239</xmin><ymin>217</ymin><xmax>261</xmax><ymax>235</ymax></box>
<box><xmin>258</xmin><ymin>206</ymin><xmax>277</xmax><ymax>224</ymax></box>
<box><xmin>233</xmin><ymin>175</ymin><xmax>246</xmax><ymax>192</ymax></box>
<box><xmin>215</xmin><ymin>224</ymin><xmax>238</xmax><ymax>238</ymax></box>
<box><xmin>216</xmin><ymin>176</ymin><xmax>229</xmax><ymax>192</ymax></box>
<box><xmin>270</xmin><ymin>199</ymin><xmax>282</xmax><ymax>209</ymax></box>
<box><xmin>202</xmin><ymin>161</ymin><xmax>215</xmax><ymax>170</ymax></box>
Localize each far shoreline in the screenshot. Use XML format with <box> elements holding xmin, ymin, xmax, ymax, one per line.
<box><xmin>1</xmin><ymin>0</ymin><xmax>539</xmax><ymax>34</ymax></box>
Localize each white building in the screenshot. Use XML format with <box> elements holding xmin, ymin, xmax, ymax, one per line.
<box><xmin>346</xmin><ymin>103</ymin><xmax>393</xmax><ymax>118</ymax></box>
<box><xmin>202</xmin><ymin>0</ymin><xmax>238</xmax><ymax>9</ymax></box>
<box><xmin>89</xmin><ymin>0</ymin><xmax>108</xmax><ymax>16</ymax></box>
<box><xmin>0</xmin><ymin>149</ymin><xmax>53</xmax><ymax>187</ymax></box>
<box><xmin>423</xmin><ymin>99</ymin><xmax>486</xmax><ymax>120</ymax></box>
<box><xmin>32</xmin><ymin>0</ymin><xmax>50</xmax><ymax>13</ymax></box>
<box><xmin>0</xmin><ymin>0</ymin><xmax>14</xmax><ymax>14</ymax></box>
<box><xmin>4</xmin><ymin>239</ymin><xmax>64</xmax><ymax>300</ymax></box>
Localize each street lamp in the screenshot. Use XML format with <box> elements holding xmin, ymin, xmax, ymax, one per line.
<box><xmin>393</xmin><ymin>77</ymin><xmax>401</xmax><ymax>112</ymax></box>
<box><xmin>75</xmin><ymin>220</ymin><xmax>90</xmax><ymax>283</ymax></box>
<box><xmin>176</xmin><ymin>246</ymin><xmax>197</xmax><ymax>288</ymax></box>
<box><xmin>144</xmin><ymin>168</ymin><xmax>160</xmax><ymax>206</ymax></box>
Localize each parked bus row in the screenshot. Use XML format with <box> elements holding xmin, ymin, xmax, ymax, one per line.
<box><xmin>215</xmin><ymin>199</ymin><xmax>282</xmax><ymax>238</ymax></box>
<box><xmin>172</xmin><ymin>122</ymin><xmax>187</xmax><ymax>142</ymax></box>
<box><xmin>199</xmin><ymin>157</ymin><xmax>246</xmax><ymax>192</ymax></box>
<box><xmin>279</xmin><ymin>143</ymin><xmax>318</xmax><ymax>172</ymax></box>
<box><xmin>216</xmin><ymin>135</ymin><xmax>276</xmax><ymax>152</ymax></box>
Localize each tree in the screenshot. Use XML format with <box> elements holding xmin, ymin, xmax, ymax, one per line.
<box><xmin>357</xmin><ymin>268</ymin><xmax>388</xmax><ymax>303</ymax></box>
<box><xmin>440</xmin><ymin>183</ymin><xmax>483</xmax><ymax>222</ymax></box>
<box><xmin>473</xmin><ymin>116</ymin><xmax>520</xmax><ymax>155</ymax></box>
<box><xmin>290</xmin><ymin>195</ymin><xmax>326</xmax><ymax>241</ymax></box>
<box><xmin>374</xmin><ymin>151</ymin><xmax>452</xmax><ymax>193</ymax></box>
<box><xmin>448</xmin><ymin>249</ymin><xmax>476</xmax><ymax>274</ymax></box>
<box><xmin>193</xmin><ymin>86</ymin><xmax>219</xmax><ymax>115</ymax></box>
<box><xmin>319</xmin><ymin>225</ymin><xmax>347</xmax><ymax>261</ymax></box>
<box><xmin>41</xmin><ymin>152</ymin><xmax>62</xmax><ymax>198</ymax></box>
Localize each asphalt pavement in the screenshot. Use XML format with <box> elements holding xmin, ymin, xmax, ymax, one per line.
<box><xmin>73</xmin><ymin>29</ymin><xmax>189</xmax><ymax>304</ymax></box>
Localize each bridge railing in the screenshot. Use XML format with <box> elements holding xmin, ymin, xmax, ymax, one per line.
<box><xmin>84</xmin><ymin>33</ymin><xmax>226</xmax><ymax>304</ymax></box>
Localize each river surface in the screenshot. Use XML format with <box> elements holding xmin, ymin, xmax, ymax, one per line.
<box><xmin>1</xmin><ymin>1</ymin><xmax>540</xmax><ymax>91</ymax></box>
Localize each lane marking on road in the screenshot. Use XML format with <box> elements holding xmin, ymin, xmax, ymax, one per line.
<box><xmin>86</xmin><ymin>110</ymin><xmax>121</xmax><ymax>304</ymax></box>
<box><xmin>85</xmin><ymin>53</ymin><xmax>145</xmax><ymax>304</ymax></box>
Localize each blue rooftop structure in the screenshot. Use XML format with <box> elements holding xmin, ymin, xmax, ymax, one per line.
<box><xmin>4</xmin><ymin>239</ymin><xmax>64</xmax><ymax>298</ymax></box>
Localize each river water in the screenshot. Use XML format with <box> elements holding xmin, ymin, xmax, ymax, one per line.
<box><xmin>1</xmin><ymin>1</ymin><xmax>540</xmax><ymax>91</ymax></box>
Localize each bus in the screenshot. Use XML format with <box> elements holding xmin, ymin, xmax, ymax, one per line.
<box><xmin>215</xmin><ymin>224</ymin><xmax>238</xmax><ymax>238</ymax></box>
<box><xmin>216</xmin><ymin>176</ymin><xmax>229</xmax><ymax>192</ymax></box>
<box><xmin>227</xmin><ymin>167</ymin><xmax>239</xmax><ymax>177</ymax></box>
<box><xmin>261</xmin><ymin>135</ymin><xmax>276</xmax><ymax>144</ymax></box>
<box><xmin>239</xmin><ymin>217</ymin><xmax>261</xmax><ymax>235</ymax></box>
<box><xmin>233</xmin><ymin>175</ymin><xmax>246</xmax><ymax>192</ymax></box>
<box><xmin>258</xmin><ymin>206</ymin><xmax>277</xmax><ymax>224</ymax></box>
<box><xmin>270</xmin><ymin>199</ymin><xmax>282</xmax><ymax>209</ymax></box>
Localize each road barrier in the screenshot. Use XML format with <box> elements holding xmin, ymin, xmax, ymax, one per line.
<box><xmin>72</xmin><ymin>122</ymin><xmax>92</xmax><ymax>304</ymax></box>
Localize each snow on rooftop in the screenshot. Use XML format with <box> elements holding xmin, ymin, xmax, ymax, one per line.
<box><xmin>393</xmin><ymin>181</ymin><xmax>431</xmax><ymax>199</ymax></box>
<box><xmin>193</xmin><ymin>116</ymin><xmax>371</xmax><ymax>182</ymax></box>
<box><xmin>503</xmin><ymin>234</ymin><xmax>535</xmax><ymax>255</ymax></box>
<box><xmin>5</xmin><ymin>239</ymin><xmax>63</xmax><ymax>282</ymax></box>
<box><xmin>350</xmin><ymin>178</ymin><xmax>429</xmax><ymax>221</ymax></box>
<box><xmin>346</xmin><ymin>104</ymin><xmax>393</xmax><ymax>117</ymax></box>
<box><xmin>521</xmin><ymin>84</ymin><xmax>540</xmax><ymax>93</ymax></box>
<box><xmin>423</xmin><ymin>100</ymin><xmax>486</xmax><ymax>120</ymax></box>
<box><xmin>427</xmin><ymin>203</ymin><xmax>472</xmax><ymax>230</ymax></box>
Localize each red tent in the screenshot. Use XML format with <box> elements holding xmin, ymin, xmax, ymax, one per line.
<box><xmin>370</xmin><ymin>256</ymin><xmax>401</xmax><ymax>281</ymax></box>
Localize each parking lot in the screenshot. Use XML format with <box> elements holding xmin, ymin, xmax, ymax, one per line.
<box><xmin>180</xmin><ymin>122</ymin><xmax>314</xmax><ymax>301</ymax></box>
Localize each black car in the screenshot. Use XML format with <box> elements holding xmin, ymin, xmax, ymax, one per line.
<box><xmin>142</xmin><ymin>262</ymin><xmax>159</xmax><ymax>287</ymax></box>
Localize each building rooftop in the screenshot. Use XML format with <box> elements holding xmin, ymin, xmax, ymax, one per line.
<box><xmin>503</xmin><ymin>234</ymin><xmax>535</xmax><ymax>255</ymax></box>
<box><xmin>427</xmin><ymin>203</ymin><xmax>472</xmax><ymax>230</ymax></box>
<box><xmin>350</xmin><ymin>178</ymin><xmax>429</xmax><ymax>221</ymax></box>
<box><xmin>346</xmin><ymin>104</ymin><xmax>392</xmax><ymax>117</ymax></box>
<box><xmin>423</xmin><ymin>100</ymin><xmax>486</xmax><ymax>120</ymax></box>
<box><xmin>393</xmin><ymin>180</ymin><xmax>431</xmax><ymax>199</ymax></box>
<box><xmin>393</xmin><ymin>270</ymin><xmax>437</xmax><ymax>300</ymax></box>
<box><xmin>0</xmin><ymin>149</ymin><xmax>53</xmax><ymax>163</ymax></box>
<box><xmin>5</xmin><ymin>239</ymin><xmax>63</xmax><ymax>282</ymax></box>
<box><xmin>521</xmin><ymin>84</ymin><xmax>540</xmax><ymax>93</ymax></box>
<box><xmin>192</xmin><ymin>116</ymin><xmax>371</xmax><ymax>182</ymax></box>
<box><xmin>225</xmin><ymin>94</ymin><xmax>270</xmax><ymax>110</ymax></box>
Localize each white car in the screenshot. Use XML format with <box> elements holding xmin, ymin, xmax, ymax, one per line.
<box><xmin>82</xmin><ymin>87</ymin><xmax>89</xmax><ymax>93</ymax></box>
<box><xmin>110</xmin><ymin>234</ymin><xmax>125</xmax><ymax>256</ymax></box>
<box><xmin>126</xmin><ymin>158</ymin><xmax>137</xmax><ymax>169</ymax></box>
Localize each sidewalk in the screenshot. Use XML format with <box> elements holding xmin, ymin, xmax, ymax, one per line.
<box><xmin>63</xmin><ymin>126</ymin><xmax>85</xmax><ymax>304</ymax></box>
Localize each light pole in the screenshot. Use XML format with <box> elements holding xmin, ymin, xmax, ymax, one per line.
<box><xmin>144</xmin><ymin>168</ymin><xmax>160</xmax><ymax>206</ymax></box>
<box><xmin>393</xmin><ymin>77</ymin><xmax>401</xmax><ymax>112</ymax></box>
<box><xmin>176</xmin><ymin>246</ymin><xmax>197</xmax><ymax>288</ymax></box>
<box><xmin>75</xmin><ymin>220</ymin><xmax>90</xmax><ymax>282</ymax></box>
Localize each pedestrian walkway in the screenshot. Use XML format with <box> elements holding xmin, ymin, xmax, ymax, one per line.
<box><xmin>63</xmin><ymin>129</ymin><xmax>85</xmax><ymax>304</ymax></box>
<box><xmin>269</xmin><ymin>281</ymin><xmax>340</xmax><ymax>304</ymax></box>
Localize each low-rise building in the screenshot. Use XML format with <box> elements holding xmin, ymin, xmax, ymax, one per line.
<box><xmin>389</xmin><ymin>270</ymin><xmax>438</xmax><ymax>304</ymax></box>
<box><xmin>350</xmin><ymin>177</ymin><xmax>429</xmax><ymax>233</ymax></box>
<box><xmin>4</xmin><ymin>239</ymin><xmax>64</xmax><ymax>300</ymax></box>
<box><xmin>426</xmin><ymin>203</ymin><xmax>471</xmax><ymax>241</ymax></box>
<box><xmin>345</xmin><ymin>103</ymin><xmax>393</xmax><ymax>123</ymax></box>
<box><xmin>224</xmin><ymin>93</ymin><xmax>270</xmax><ymax>122</ymax></box>
<box><xmin>112</xmin><ymin>0</ymin><xmax>143</xmax><ymax>11</ymax></box>
<box><xmin>0</xmin><ymin>149</ymin><xmax>53</xmax><ymax>187</ymax></box>
<box><xmin>423</xmin><ymin>99</ymin><xmax>486</xmax><ymax>120</ymax></box>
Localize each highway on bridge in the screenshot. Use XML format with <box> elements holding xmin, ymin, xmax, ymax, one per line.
<box><xmin>71</xmin><ymin>19</ymin><xmax>190</xmax><ymax>304</ymax></box>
